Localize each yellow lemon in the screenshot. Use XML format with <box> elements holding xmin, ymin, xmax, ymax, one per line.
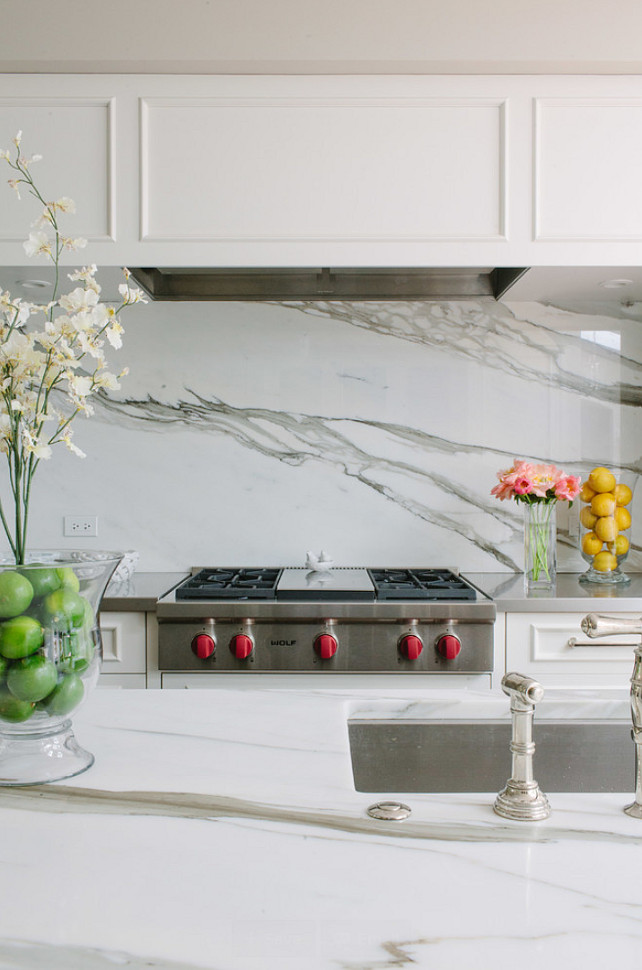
<box><xmin>588</xmin><ymin>467</ymin><xmax>617</xmax><ymax>493</ymax></box>
<box><xmin>608</xmin><ymin>535</ymin><xmax>630</xmax><ymax>556</ymax></box>
<box><xmin>592</xmin><ymin>550</ymin><xmax>618</xmax><ymax>572</ymax></box>
<box><xmin>579</xmin><ymin>483</ymin><xmax>596</xmax><ymax>503</ymax></box>
<box><xmin>582</xmin><ymin>532</ymin><xmax>603</xmax><ymax>556</ymax></box>
<box><xmin>614</xmin><ymin>483</ymin><xmax>633</xmax><ymax>506</ymax></box>
<box><xmin>594</xmin><ymin>516</ymin><xmax>618</xmax><ymax>542</ymax></box>
<box><xmin>590</xmin><ymin>492</ymin><xmax>616</xmax><ymax>517</ymax></box>
<box><xmin>579</xmin><ymin>506</ymin><xmax>598</xmax><ymax>530</ymax></box>
<box><xmin>614</xmin><ymin>506</ymin><xmax>632</xmax><ymax>531</ymax></box>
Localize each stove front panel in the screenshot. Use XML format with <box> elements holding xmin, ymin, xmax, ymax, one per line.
<box><xmin>158</xmin><ymin>616</ymin><xmax>494</xmax><ymax>674</ymax></box>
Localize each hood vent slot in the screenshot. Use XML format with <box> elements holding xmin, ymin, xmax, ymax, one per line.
<box><xmin>128</xmin><ymin>267</ymin><xmax>527</xmax><ymax>302</ymax></box>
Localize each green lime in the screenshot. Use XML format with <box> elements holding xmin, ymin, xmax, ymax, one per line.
<box><xmin>0</xmin><ymin>571</ymin><xmax>34</xmax><ymax>618</ymax></box>
<box><xmin>58</xmin><ymin>629</ymin><xmax>94</xmax><ymax>671</ymax></box>
<box><xmin>19</xmin><ymin>566</ymin><xmax>62</xmax><ymax>600</ymax></box>
<box><xmin>7</xmin><ymin>654</ymin><xmax>57</xmax><ymax>702</ymax></box>
<box><xmin>0</xmin><ymin>685</ymin><xmax>35</xmax><ymax>722</ymax></box>
<box><xmin>40</xmin><ymin>671</ymin><xmax>84</xmax><ymax>715</ymax></box>
<box><xmin>0</xmin><ymin>655</ymin><xmax>8</xmax><ymax>682</ymax></box>
<box><xmin>81</xmin><ymin>597</ymin><xmax>96</xmax><ymax>631</ymax></box>
<box><xmin>0</xmin><ymin>615</ymin><xmax>44</xmax><ymax>659</ymax></box>
<box><xmin>55</xmin><ymin>567</ymin><xmax>80</xmax><ymax>593</ymax></box>
<box><xmin>42</xmin><ymin>589</ymin><xmax>86</xmax><ymax>630</ymax></box>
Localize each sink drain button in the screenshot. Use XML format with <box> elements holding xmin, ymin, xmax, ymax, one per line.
<box><xmin>367</xmin><ymin>801</ymin><xmax>412</xmax><ymax>821</ymax></box>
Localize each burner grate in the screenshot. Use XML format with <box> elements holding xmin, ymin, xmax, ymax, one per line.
<box><xmin>368</xmin><ymin>568</ymin><xmax>477</xmax><ymax>601</ymax></box>
<box><xmin>176</xmin><ymin>568</ymin><xmax>282</xmax><ymax>600</ymax></box>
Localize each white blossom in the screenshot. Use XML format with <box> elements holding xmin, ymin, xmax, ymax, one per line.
<box><xmin>20</xmin><ymin>426</ymin><xmax>52</xmax><ymax>461</ymax></box>
<box><xmin>105</xmin><ymin>320</ymin><xmax>124</xmax><ymax>349</ymax></box>
<box><xmin>61</xmin><ymin>236</ymin><xmax>88</xmax><ymax>252</ymax></box>
<box><xmin>52</xmin><ymin>197</ymin><xmax>75</xmax><ymax>213</ymax></box>
<box><xmin>68</xmin><ymin>265</ymin><xmax>99</xmax><ymax>292</ymax></box>
<box><xmin>59</xmin><ymin>287</ymin><xmax>99</xmax><ymax>314</ymax></box>
<box><xmin>68</xmin><ymin>374</ymin><xmax>93</xmax><ymax>398</ymax></box>
<box><xmin>61</xmin><ymin>431</ymin><xmax>85</xmax><ymax>458</ymax></box>
<box><xmin>94</xmin><ymin>370</ymin><xmax>121</xmax><ymax>391</ymax></box>
<box><xmin>118</xmin><ymin>283</ymin><xmax>147</xmax><ymax>305</ymax></box>
<box><xmin>23</xmin><ymin>230</ymin><xmax>52</xmax><ymax>258</ymax></box>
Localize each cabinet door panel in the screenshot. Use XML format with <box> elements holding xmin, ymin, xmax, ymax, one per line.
<box><xmin>0</xmin><ymin>98</ymin><xmax>115</xmax><ymax>242</ymax></box>
<box><xmin>142</xmin><ymin>97</ymin><xmax>506</xmax><ymax>242</ymax></box>
<box><xmin>99</xmin><ymin>611</ymin><xmax>146</xmax><ymax>674</ymax></box>
<box><xmin>506</xmin><ymin>612</ymin><xmax>634</xmax><ymax>689</ymax></box>
<box><xmin>535</xmin><ymin>98</ymin><xmax>642</xmax><ymax>240</ymax></box>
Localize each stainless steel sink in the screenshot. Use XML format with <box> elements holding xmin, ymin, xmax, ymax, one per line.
<box><xmin>348</xmin><ymin>719</ymin><xmax>633</xmax><ymax>793</ymax></box>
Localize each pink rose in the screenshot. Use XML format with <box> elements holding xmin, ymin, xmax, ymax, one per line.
<box><xmin>513</xmin><ymin>477</ymin><xmax>532</xmax><ymax>495</ymax></box>
<box><xmin>554</xmin><ymin>475</ymin><xmax>581</xmax><ymax>502</ymax></box>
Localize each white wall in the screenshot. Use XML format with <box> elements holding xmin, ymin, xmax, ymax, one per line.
<box><xmin>2</xmin><ymin>0</ymin><xmax>642</xmax><ymax>74</ymax></box>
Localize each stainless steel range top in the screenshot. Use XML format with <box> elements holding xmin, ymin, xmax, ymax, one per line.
<box><xmin>157</xmin><ymin>567</ymin><xmax>495</xmax><ymax>675</ymax></box>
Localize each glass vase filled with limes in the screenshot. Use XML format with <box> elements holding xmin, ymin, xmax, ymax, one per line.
<box><xmin>0</xmin><ymin>551</ymin><xmax>121</xmax><ymax>784</ymax></box>
<box><xmin>579</xmin><ymin>467</ymin><xmax>635</xmax><ymax>585</ymax></box>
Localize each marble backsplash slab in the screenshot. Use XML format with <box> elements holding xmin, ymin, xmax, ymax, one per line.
<box><xmin>11</xmin><ymin>296</ymin><xmax>642</xmax><ymax>572</ymax></box>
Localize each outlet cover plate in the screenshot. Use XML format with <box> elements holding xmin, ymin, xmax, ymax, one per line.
<box><xmin>63</xmin><ymin>516</ymin><xmax>98</xmax><ymax>537</ymax></box>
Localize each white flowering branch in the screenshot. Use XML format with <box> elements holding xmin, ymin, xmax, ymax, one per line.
<box><xmin>0</xmin><ymin>132</ymin><xmax>146</xmax><ymax>563</ymax></box>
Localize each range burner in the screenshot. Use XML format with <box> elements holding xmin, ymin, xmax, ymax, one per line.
<box><xmin>368</xmin><ymin>568</ymin><xmax>477</xmax><ymax>601</ymax></box>
<box><xmin>176</xmin><ymin>568</ymin><xmax>281</xmax><ymax>600</ymax></box>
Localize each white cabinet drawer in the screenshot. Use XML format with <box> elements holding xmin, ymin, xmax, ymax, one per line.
<box><xmin>98</xmin><ymin>612</ymin><xmax>146</xmax><ymax>674</ymax></box>
<box><xmin>506</xmin><ymin>612</ymin><xmax>637</xmax><ymax>689</ymax></box>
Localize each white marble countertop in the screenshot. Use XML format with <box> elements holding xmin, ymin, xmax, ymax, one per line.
<box><xmin>1</xmin><ymin>686</ymin><xmax>641</xmax><ymax>969</ymax></box>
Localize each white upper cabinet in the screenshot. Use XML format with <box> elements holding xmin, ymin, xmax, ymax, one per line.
<box><xmin>1</xmin><ymin>74</ymin><xmax>642</xmax><ymax>267</ymax></box>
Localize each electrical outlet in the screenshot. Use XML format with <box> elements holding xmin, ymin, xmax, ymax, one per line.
<box><xmin>64</xmin><ymin>516</ymin><xmax>98</xmax><ymax>537</ymax></box>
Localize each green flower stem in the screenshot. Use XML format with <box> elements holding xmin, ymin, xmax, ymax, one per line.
<box><xmin>523</xmin><ymin>499</ymin><xmax>556</xmax><ymax>584</ymax></box>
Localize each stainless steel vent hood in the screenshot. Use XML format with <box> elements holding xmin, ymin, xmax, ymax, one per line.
<box><xmin>5</xmin><ymin>265</ymin><xmax>642</xmax><ymax>304</ymax></box>
<box><xmin>127</xmin><ymin>267</ymin><xmax>527</xmax><ymax>302</ymax></box>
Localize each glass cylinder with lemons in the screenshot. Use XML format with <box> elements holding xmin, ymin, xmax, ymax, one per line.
<box><xmin>579</xmin><ymin>467</ymin><xmax>634</xmax><ymax>584</ymax></box>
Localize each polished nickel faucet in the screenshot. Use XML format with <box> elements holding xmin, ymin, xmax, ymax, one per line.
<box><xmin>581</xmin><ymin>612</ymin><xmax>642</xmax><ymax>819</ymax></box>
<box><xmin>494</xmin><ymin>672</ymin><xmax>551</xmax><ymax>821</ymax></box>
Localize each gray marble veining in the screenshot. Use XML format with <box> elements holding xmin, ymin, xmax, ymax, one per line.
<box><xmin>21</xmin><ymin>297</ymin><xmax>642</xmax><ymax>572</ymax></box>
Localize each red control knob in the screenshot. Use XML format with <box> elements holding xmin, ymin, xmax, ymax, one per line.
<box><xmin>436</xmin><ymin>634</ymin><xmax>462</xmax><ymax>660</ymax></box>
<box><xmin>314</xmin><ymin>633</ymin><xmax>338</xmax><ymax>660</ymax></box>
<box><xmin>398</xmin><ymin>634</ymin><xmax>423</xmax><ymax>660</ymax></box>
<box><xmin>230</xmin><ymin>634</ymin><xmax>254</xmax><ymax>660</ymax></box>
<box><xmin>191</xmin><ymin>633</ymin><xmax>216</xmax><ymax>659</ymax></box>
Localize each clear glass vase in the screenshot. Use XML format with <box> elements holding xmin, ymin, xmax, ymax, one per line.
<box><xmin>523</xmin><ymin>502</ymin><xmax>556</xmax><ymax>592</ymax></box>
<box><xmin>579</xmin><ymin>469</ymin><xmax>635</xmax><ymax>586</ymax></box>
<box><xmin>0</xmin><ymin>550</ymin><xmax>122</xmax><ymax>785</ymax></box>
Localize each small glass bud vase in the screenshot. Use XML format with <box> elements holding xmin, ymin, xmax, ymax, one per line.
<box><xmin>524</xmin><ymin>502</ymin><xmax>556</xmax><ymax>592</ymax></box>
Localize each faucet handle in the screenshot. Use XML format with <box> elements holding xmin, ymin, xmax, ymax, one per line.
<box><xmin>581</xmin><ymin>613</ymin><xmax>642</xmax><ymax>639</ymax></box>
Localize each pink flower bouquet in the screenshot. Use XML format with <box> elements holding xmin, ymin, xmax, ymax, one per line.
<box><xmin>492</xmin><ymin>460</ymin><xmax>582</xmax><ymax>589</ymax></box>
<box><xmin>491</xmin><ymin>459</ymin><xmax>581</xmax><ymax>506</ymax></box>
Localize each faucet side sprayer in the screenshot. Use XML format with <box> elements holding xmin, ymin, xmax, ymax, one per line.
<box><xmin>493</xmin><ymin>672</ymin><xmax>551</xmax><ymax>821</ymax></box>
